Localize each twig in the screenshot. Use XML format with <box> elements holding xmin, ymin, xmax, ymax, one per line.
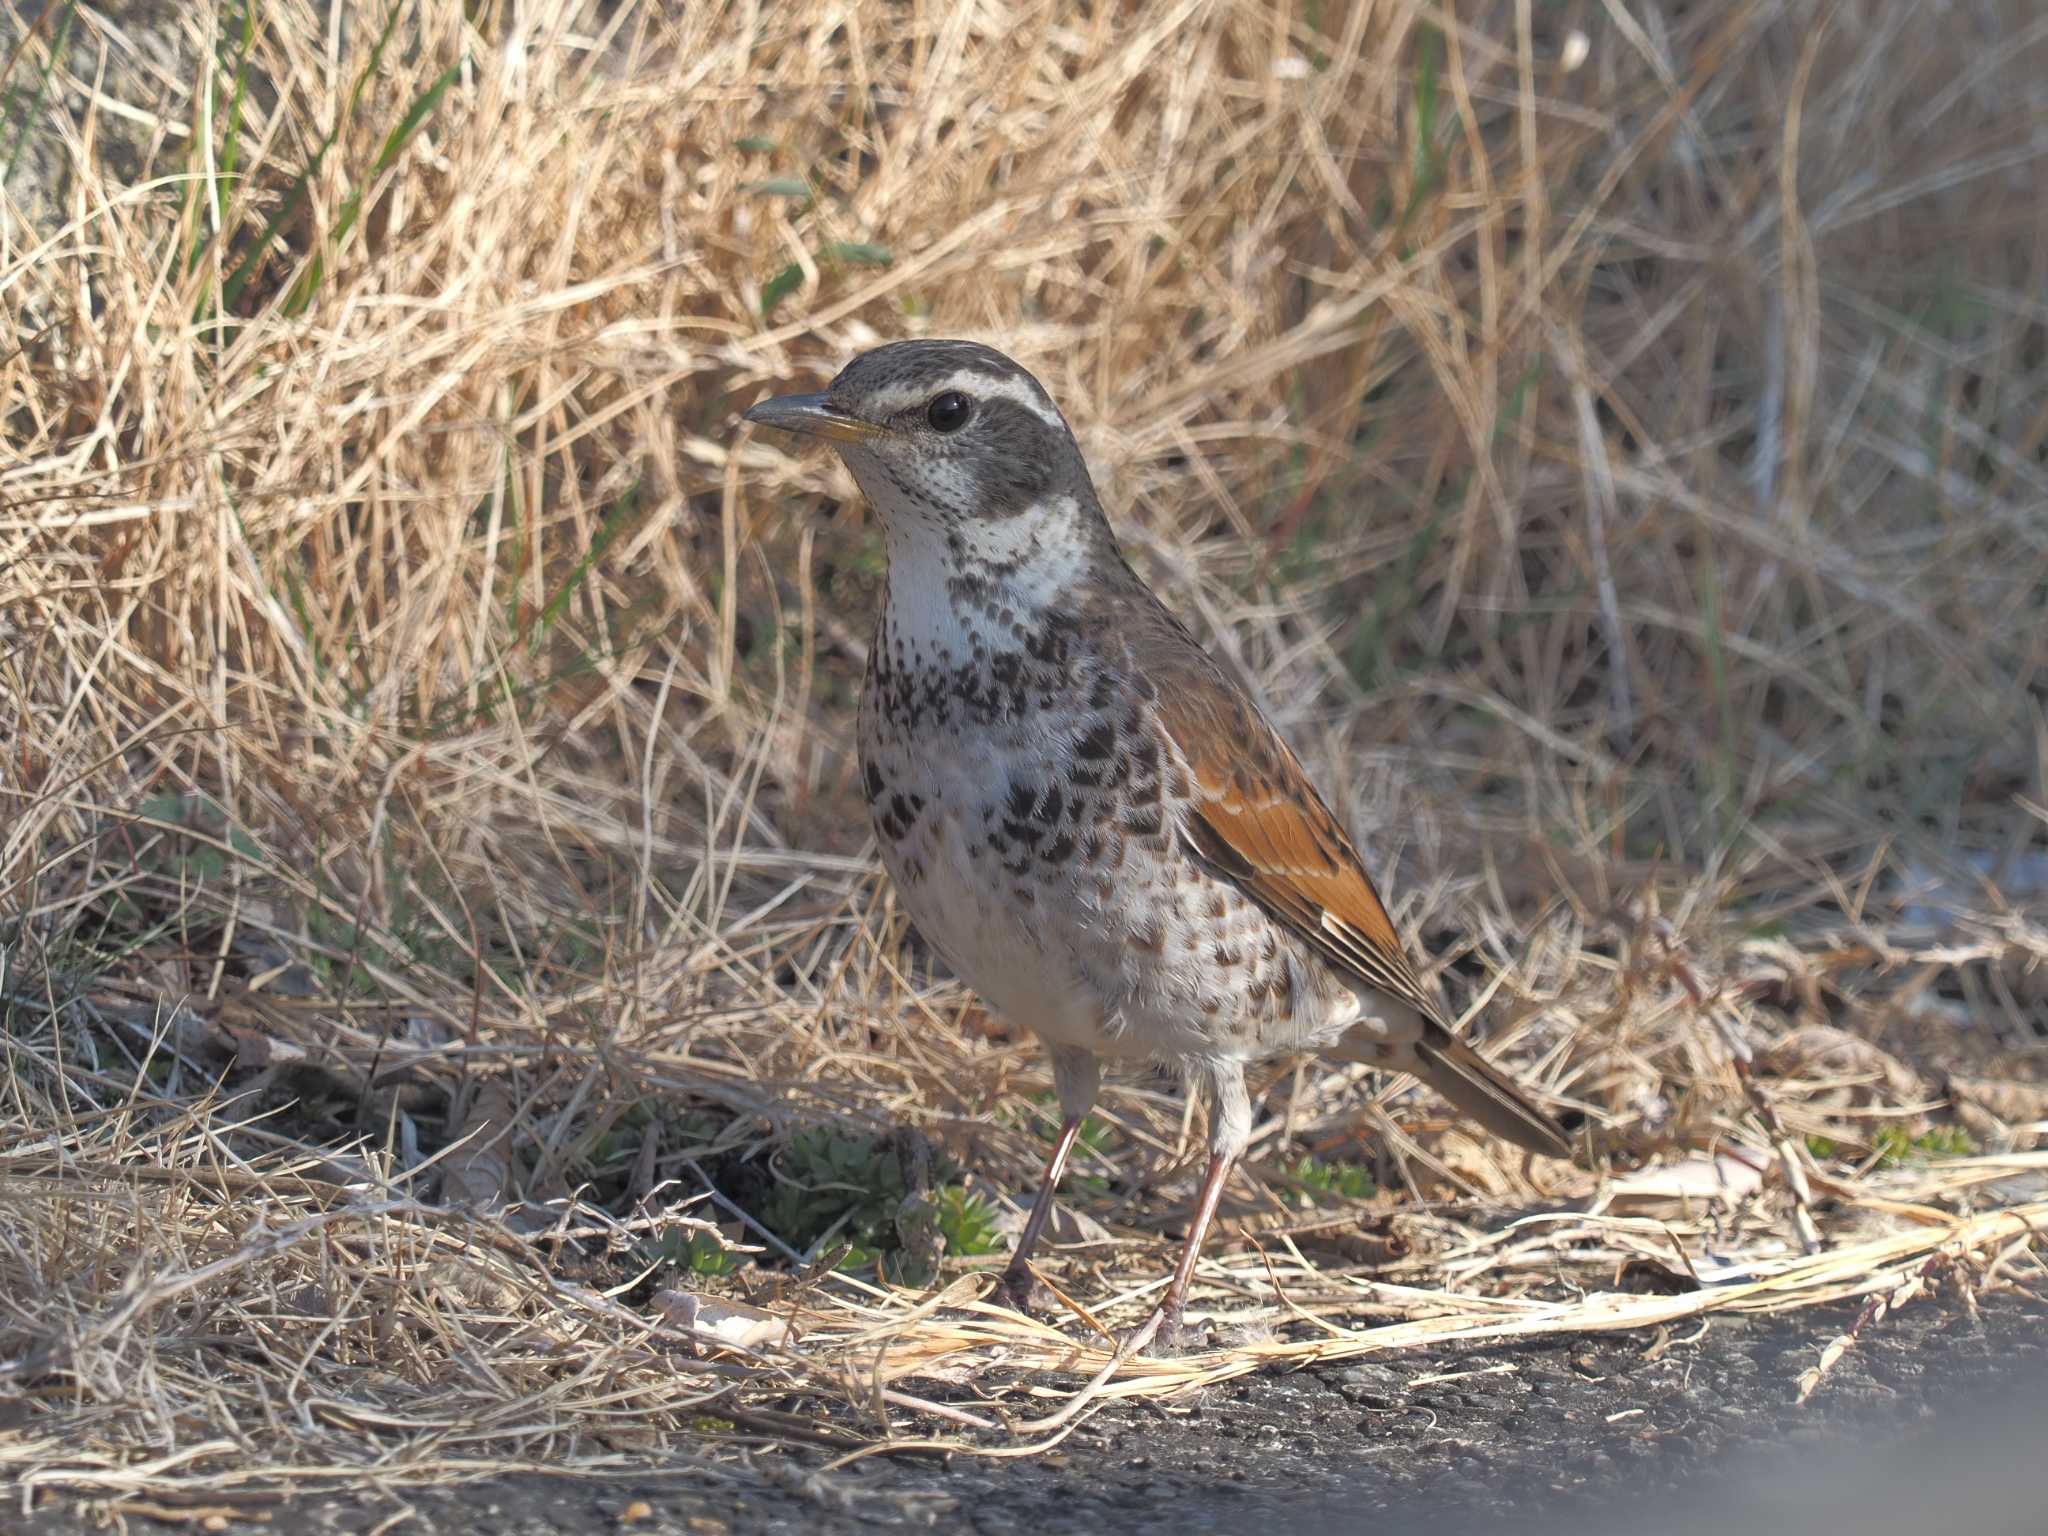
<box><xmin>1795</xmin><ymin>1248</ymin><xmax>1958</xmax><ymax>1404</ymax></box>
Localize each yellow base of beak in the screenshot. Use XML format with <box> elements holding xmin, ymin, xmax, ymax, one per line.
<box><xmin>743</xmin><ymin>393</ymin><xmax>887</xmax><ymax>443</ymax></box>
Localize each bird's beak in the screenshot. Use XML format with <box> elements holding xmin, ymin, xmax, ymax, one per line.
<box><xmin>742</xmin><ymin>392</ymin><xmax>887</xmax><ymax>444</ymax></box>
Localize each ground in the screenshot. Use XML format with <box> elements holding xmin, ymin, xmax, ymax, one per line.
<box><xmin>27</xmin><ymin>1292</ymin><xmax>2045</xmax><ymax>1535</ymax></box>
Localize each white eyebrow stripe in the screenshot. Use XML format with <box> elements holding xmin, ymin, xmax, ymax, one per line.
<box><xmin>863</xmin><ymin>368</ymin><xmax>1067</xmax><ymax>429</ymax></box>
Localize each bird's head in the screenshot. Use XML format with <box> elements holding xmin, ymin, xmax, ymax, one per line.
<box><xmin>744</xmin><ymin>341</ymin><xmax>1115</xmax><ymax>593</ymax></box>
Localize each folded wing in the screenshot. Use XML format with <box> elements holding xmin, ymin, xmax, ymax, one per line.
<box><xmin>1155</xmin><ymin>664</ymin><xmax>1569</xmax><ymax>1158</ymax></box>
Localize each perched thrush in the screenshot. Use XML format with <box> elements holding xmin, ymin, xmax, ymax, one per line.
<box><xmin>746</xmin><ymin>340</ymin><xmax>1569</xmax><ymax>1349</ymax></box>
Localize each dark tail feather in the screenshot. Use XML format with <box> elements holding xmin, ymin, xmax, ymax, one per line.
<box><xmin>1408</xmin><ymin>1028</ymin><xmax>1572</xmax><ymax>1159</ymax></box>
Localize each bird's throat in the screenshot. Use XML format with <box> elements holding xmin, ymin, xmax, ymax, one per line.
<box><xmin>876</xmin><ymin>492</ymin><xmax>1095</xmax><ymax>671</ymax></box>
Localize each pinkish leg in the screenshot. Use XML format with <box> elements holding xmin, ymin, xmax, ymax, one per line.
<box><xmin>994</xmin><ymin>1114</ymin><xmax>1084</xmax><ymax>1313</ymax></box>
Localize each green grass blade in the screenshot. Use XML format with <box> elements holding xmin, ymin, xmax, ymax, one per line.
<box><xmin>1</xmin><ymin>0</ymin><xmax>78</xmax><ymax>190</ymax></box>
<box><xmin>1397</xmin><ymin>25</ymin><xmax>1446</xmax><ymax>232</ymax></box>
<box><xmin>534</xmin><ymin>482</ymin><xmax>641</xmax><ymax>642</ymax></box>
<box><xmin>218</xmin><ymin>1</ymin><xmax>259</xmax><ymax>181</ymax></box>
<box><xmin>760</xmin><ymin>261</ymin><xmax>803</xmax><ymax>315</ymax></box>
<box><xmin>820</xmin><ymin>240</ymin><xmax>892</xmax><ymax>267</ymax></box>
<box><xmin>283</xmin><ymin>56</ymin><xmax>463</xmax><ymax>315</ymax></box>
<box><xmin>220</xmin><ymin>0</ymin><xmax>408</xmax><ymax>312</ymax></box>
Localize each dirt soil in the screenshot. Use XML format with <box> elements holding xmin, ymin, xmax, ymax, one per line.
<box><xmin>22</xmin><ymin>1292</ymin><xmax>2045</xmax><ymax>1536</ymax></box>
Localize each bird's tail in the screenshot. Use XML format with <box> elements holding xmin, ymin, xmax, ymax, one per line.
<box><xmin>1328</xmin><ymin>1019</ymin><xmax>1572</xmax><ymax>1160</ymax></box>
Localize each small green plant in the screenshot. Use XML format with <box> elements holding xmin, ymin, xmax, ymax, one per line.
<box><xmin>760</xmin><ymin>239</ymin><xmax>895</xmax><ymax>317</ymax></box>
<box><xmin>583</xmin><ymin>1099</ymin><xmax>660</xmax><ymax>1169</ymax></box>
<box><xmin>739</xmin><ymin>156</ymin><xmax>896</xmax><ymax>316</ymax></box>
<box><xmin>1871</xmin><ymin>1125</ymin><xmax>1977</xmax><ymax>1166</ymax></box>
<box><xmin>1807</xmin><ymin>1126</ymin><xmax>1976</xmax><ymax>1168</ymax></box>
<box><xmin>933</xmin><ymin>1185</ymin><xmax>1002</xmax><ymax>1259</ymax></box>
<box><xmin>134</xmin><ymin>792</ymin><xmax>266</xmax><ymax>885</ymax></box>
<box><xmin>669</xmin><ymin>1228</ymin><xmax>738</xmax><ymax>1278</ymax></box>
<box><xmin>1288</xmin><ymin>1154</ymin><xmax>1376</xmax><ymax>1205</ymax></box>
<box><xmin>755</xmin><ymin>1127</ymin><xmax>992</xmax><ymax>1282</ymax></box>
<box><xmin>1914</xmin><ymin>1126</ymin><xmax>1978</xmax><ymax>1158</ymax></box>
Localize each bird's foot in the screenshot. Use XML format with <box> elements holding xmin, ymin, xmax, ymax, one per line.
<box><xmin>991</xmin><ymin>1266</ymin><xmax>1055</xmax><ymax>1317</ymax></box>
<box><xmin>1116</xmin><ymin>1303</ymin><xmax>1207</xmax><ymax>1358</ymax></box>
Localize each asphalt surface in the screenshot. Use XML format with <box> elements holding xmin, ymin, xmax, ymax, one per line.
<box><xmin>20</xmin><ymin>1291</ymin><xmax>2046</xmax><ymax>1535</ymax></box>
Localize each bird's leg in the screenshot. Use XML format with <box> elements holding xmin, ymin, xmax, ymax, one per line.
<box><xmin>993</xmin><ymin>1114</ymin><xmax>1083</xmax><ymax>1313</ymax></box>
<box><xmin>1125</xmin><ymin>1064</ymin><xmax>1249</xmax><ymax>1356</ymax></box>
<box><xmin>994</xmin><ymin>1046</ymin><xmax>1099</xmax><ymax>1315</ymax></box>
<box><xmin>1145</xmin><ymin>1147</ymin><xmax>1233</xmax><ymax>1352</ymax></box>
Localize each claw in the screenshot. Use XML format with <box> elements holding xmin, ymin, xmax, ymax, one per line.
<box><xmin>992</xmin><ymin>1267</ymin><xmax>1054</xmax><ymax>1317</ymax></box>
<box><xmin>1115</xmin><ymin>1302</ymin><xmax>1208</xmax><ymax>1358</ymax></box>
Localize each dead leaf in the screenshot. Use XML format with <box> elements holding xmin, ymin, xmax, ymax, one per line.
<box><xmin>1608</xmin><ymin>1153</ymin><xmax>1765</xmax><ymax>1214</ymax></box>
<box><xmin>439</xmin><ymin>1080</ymin><xmax>521</xmax><ymax>1209</ymax></box>
<box><xmin>652</xmin><ymin>1288</ymin><xmax>797</xmax><ymax>1351</ymax></box>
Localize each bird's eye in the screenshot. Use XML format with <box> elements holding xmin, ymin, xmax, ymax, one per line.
<box><xmin>925</xmin><ymin>391</ymin><xmax>972</xmax><ymax>433</ymax></box>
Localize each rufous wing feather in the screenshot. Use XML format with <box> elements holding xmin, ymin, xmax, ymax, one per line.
<box><xmin>1159</xmin><ymin>676</ymin><xmax>1438</xmax><ymax>1021</ymax></box>
<box><xmin>1155</xmin><ymin>663</ymin><xmax>1569</xmax><ymax>1158</ymax></box>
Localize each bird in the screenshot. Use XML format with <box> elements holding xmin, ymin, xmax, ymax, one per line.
<box><xmin>744</xmin><ymin>339</ymin><xmax>1570</xmax><ymax>1351</ymax></box>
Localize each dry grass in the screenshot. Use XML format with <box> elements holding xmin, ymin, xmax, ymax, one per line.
<box><xmin>4</xmin><ymin>0</ymin><xmax>2048</xmax><ymax>1513</ymax></box>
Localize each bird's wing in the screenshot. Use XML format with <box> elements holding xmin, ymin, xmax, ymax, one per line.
<box><xmin>1154</xmin><ymin>666</ymin><xmax>1572</xmax><ymax>1157</ymax></box>
<box><xmin>1153</xmin><ymin>668</ymin><xmax>1439</xmax><ymax>1022</ymax></box>
<box><xmin>1097</xmin><ymin>594</ymin><xmax>1569</xmax><ymax>1157</ymax></box>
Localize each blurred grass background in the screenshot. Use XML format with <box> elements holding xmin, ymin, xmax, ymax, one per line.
<box><xmin>2</xmin><ymin>0</ymin><xmax>2046</xmax><ymax>1503</ymax></box>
